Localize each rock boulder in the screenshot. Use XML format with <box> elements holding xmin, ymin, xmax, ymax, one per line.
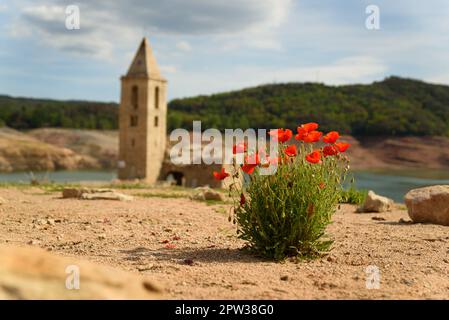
<box><xmin>358</xmin><ymin>190</ymin><xmax>393</xmax><ymax>213</ymax></box>
<box><xmin>404</xmin><ymin>185</ymin><xmax>449</xmax><ymax>226</ymax></box>
<box><xmin>0</xmin><ymin>245</ymin><xmax>163</xmax><ymax>299</ymax></box>
<box><xmin>190</xmin><ymin>187</ymin><xmax>225</xmax><ymax>202</ymax></box>
<box><xmin>62</xmin><ymin>188</ymin><xmax>133</xmax><ymax>201</ymax></box>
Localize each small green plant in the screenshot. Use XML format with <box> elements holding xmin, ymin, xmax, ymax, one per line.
<box><xmin>213</xmin><ymin>123</ymin><xmax>351</xmax><ymax>261</ymax></box>
<box><xmin>339</xmin><ymin>187</ymin><xmax>367</xmax><ymax>205</ymax></box>
<box><xmin>103</xmin><ymin>182</ymin><xmax>150</xmax><ymax>189</ymax></box>
<box><xmin>39</xmin><ymin>183</ymin><xmax>81</xmax><ymax>193</ymax></box>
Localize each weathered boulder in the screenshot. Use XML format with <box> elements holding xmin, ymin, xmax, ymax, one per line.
<box><xmin>358</xmin><ymin>190</ymin><xmax>393</xmax><ymax>213</ymax></box>
<box><xmin>404</xmin><ymin>185</ymin><xmax>449</xmax><ymax>226</ymax></box>
<box><xmin>62</xmin><ymin>188</ymin><xmax>133</xmax><ymax>201</ymax></box>
<box><xmin>190</xmin><ymin>187</ymin><xmax>225</xmax><ymax>201</ymax></box>
<box><xmin>0</xmin><ymin>245</ymin><xmax>163</xmax><ymax>299</ymax></box>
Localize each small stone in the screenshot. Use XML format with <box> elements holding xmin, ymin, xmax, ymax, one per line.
<box><xmin>47</xmin><ymin>219</ymin><xmax>55</xmax><ymax>226</ymax></box>
<box><xmin>183</xmin><ymin>259</ymin><xmax>194</xmax><ymax>266</ymax></box>
<box><xmin>98</xmin><ymin>234</ymin><xmax>107</xmax><ymax>240</ymax></box>
<box><xmin>137</xmin><ymin>265</ymin><xmax>153</xmax><ymax>272</ymax></box>
<box><xmin>400</xmin><ymin>278</ymin><xmax>414</xmax><ymax>286</ymax></box>
<box><xmin>27</xmin><ymin>240</ymin><xmax>40</xmax><ymax>245</ymax></box>
<box><xmin>280</xmin><ymin>275</ymin><xmax>289</xmax><ymax>281</ymax></box>
<box><xmin>372</xmin><ymin>216</ymin><xmax>386</xmax><ymax>221</ymax></box>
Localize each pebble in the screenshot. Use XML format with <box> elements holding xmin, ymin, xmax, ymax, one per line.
<box><xmin>183</xmin><ymin>259</ymin><xmax>194</xmax><ymax>266</ymax></box>
<box><xmin>400</xmin><ymin>278</ymin><xmax>414</xmax><ymax>286</ymax></box>
<box><xmin>280</xmin><ymin>275</ymin><xmax>289</xmax><ymax>281</ymax></box>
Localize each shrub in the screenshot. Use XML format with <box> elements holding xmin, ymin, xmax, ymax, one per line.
<box><xmin>213</xmin><ymin>123</ymin><xmax>351</xmax><ymax>260</ymax></box>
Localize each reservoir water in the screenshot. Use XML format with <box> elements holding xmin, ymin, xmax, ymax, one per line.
<box><xmin>0</xmin><ymin>169</ymin><xmax>448</xmax><ymax>203</ymax></box>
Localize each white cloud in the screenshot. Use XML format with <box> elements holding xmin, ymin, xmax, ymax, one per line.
<box><xmin>176</xmin><ymin>41</ymin><xmax>192</xmax><ymax>52</ymax></box>
<box><xmin>169</xmin><ymin>56</ymin><xmax>387</xmax><ymax>98</ymax></box>
<box><xmin>10</xmin><ymin>0</ymin><xmax>292</xmax><ymax>59</ymax></box>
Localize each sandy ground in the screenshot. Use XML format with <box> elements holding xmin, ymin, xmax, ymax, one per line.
<box><xmin>0</xmin><ymin>186</ymin><xmax>448</xmax><ymax>300</ymax></box>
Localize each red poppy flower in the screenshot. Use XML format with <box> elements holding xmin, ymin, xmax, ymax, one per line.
<box><xmin>240</xmin><ymin>193</ymin><xmax>246</xmax><ymax>206</ymax></box>
<box><xmin>241</xmin><ymin>163</ymin><xmax>256</xmax><ymax>174</ymax></box>
<box><xmin>305</xmin><ymin>150</ymin><xmax>321</xmax><ymax>164</ymax></box>
<box><xmin>232</xmin><ymin>142</ymin><xmax>247</xmax><ymax>154</ymax></box>
<box><xmin>303</xmin><ymin>130</ymin><xmax>322</xmax><ymax>143</ymax></box>
<box><xmin>319</xmin><ymin>182</ymin><xmax>326</xmax><ymax>189</ymax></box>
<box><xmin>298</xmin><ymin>122</ymin><xmax>319</xmax><ymax>132</ymax></box>
<box><xmin>323</xmin><ymin>145</ymin><xmax>338</xmax><ymax>157</ymax></box>
<box><xmin>269</xmin><ymin>128</ymin><xmax>292</xmax><ymax>143</ymax></box>
<box><xmin>285</xmin><ymin>144</ymin><xmax>297</xmax><ymax>157</ymax></box>
<box><xmin>335</xmin><ymin>142</ymin><xmax>350</xmax><ymax>152</ymax></box>
<box><xmin>241</xmin><ymin>153</ymin><xmax>260</xmax><ymax>174</ymax></box>
<box><xmin>323</xmin><ymin>131</ymin><xmax>340</xmax><ymax>144</ymax></box>
<box><xmin>213</xmin><ymin>168</ymin><xmax>230</xmax><ymax>180</ymax></box>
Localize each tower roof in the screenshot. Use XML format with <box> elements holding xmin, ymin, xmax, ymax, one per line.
<box><xmin>126</xmin><ymin>38</ymin><xmax>164</xmax><ymax>80</ymax></box>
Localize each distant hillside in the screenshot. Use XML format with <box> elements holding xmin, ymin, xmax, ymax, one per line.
<box><xmin>1</xmin><ymin>77</ymin><xmax>449</xmax><ymax>136</ymax></box>
<box><xmin>0</xmin><ymin>95</ymin><xmax>118</xmax><ymax>130</ymax></box>
<box><xmin>168</xmin><ymin>77</ymin><xmax>449</xmax><ymax>136</ymax></box>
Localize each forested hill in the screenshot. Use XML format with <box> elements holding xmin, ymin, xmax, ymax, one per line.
<box><xmin>168</xmin><ymin>76</ymin><xmax>449</xmax><ymax>136</ymax></box>
<box><xmin>1</xmin><ymin>76</ymin><xmax>449</xmax><ymax>136</ymax></box>
<box><xmin>0</xmin><ymin>95</ymin><xmax>118</xmax><ymax>130</ymax></box>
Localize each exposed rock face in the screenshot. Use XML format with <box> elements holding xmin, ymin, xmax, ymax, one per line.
<box><xmin>30</xmin><ymin>128</ymin><xmax>118</xmax><ymax>170</ymax></box>
<box><xmin>358</xmin><ymin>190</ymin><xmax>393</xmax><ymax>213</ymax></box>
<box><xmin>404</xmin><ymin>185</ymin><xmax>449</xmax><ymax>226</ymax></box>
<box><xmin>0</xmin><ymin>245</ymin><xmax>163</xmax><ymax>299</ymax></box>
<box><xmin>62</xmin><ymin>188</ymin><xmax>133</xmax><ymax>201</ymax></box>
<box><xmin>0</xmin><ymin>128</ymin><xmax>98</xmax><ymax>172</ymax></box>
<box><xmin>190</xmin><ymin>187</ymin><xmax>225</xmax><ymax>201</ymax></box>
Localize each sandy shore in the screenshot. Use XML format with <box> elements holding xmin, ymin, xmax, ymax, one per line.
<box><xmin>0</xmin><ymin>186</ymin><xmax>448</xmax><ymax>299</ymax></box>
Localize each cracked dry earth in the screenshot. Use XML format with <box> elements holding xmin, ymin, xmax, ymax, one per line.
<box><xmin>0</xmin><ymin>187</ymin><xmax>448</xmax><ymax>299</ymax></box>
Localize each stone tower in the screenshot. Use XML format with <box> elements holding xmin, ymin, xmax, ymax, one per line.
<box><xmin>118</xmin><ymin>38</ymin><xmax>167</xmax><ymax>182</ymax></box>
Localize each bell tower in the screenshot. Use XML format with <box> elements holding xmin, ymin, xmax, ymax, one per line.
<box><xmin>118</xmin><ymin>37</ymin><xmax>167</xmax><ymax>182</ymax></box>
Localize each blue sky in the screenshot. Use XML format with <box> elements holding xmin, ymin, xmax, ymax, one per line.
<box><xmin>1</xmin><ymin>0</ymin><xmax>449</xmax><ymax>102</ymax></box>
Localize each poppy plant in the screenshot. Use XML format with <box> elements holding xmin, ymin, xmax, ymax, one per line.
<box><xmin>218</xmin><ymin>121</ymin><xmax>351</xmax><ymax>260</ymax></box>
<box><xmin>306</xmin><ymin>150</ymin><xmax>321</xmax><ymax>164</ymax></box>
<box><xmin>323</xmin><ymin>131</ymin><xmax>340</xmax><ymax>144</ymax></box>
<box><xmin>213</xmin><ymin>168</ymin><xmax>230</xmax><ymax>180</ymax></box>
<box><xmin>285</xmin><ymin>144</ymin><xmax>297</xmax><ymax>157</ymax></box>
<box><xmin>269</xmin><ymin>128</ymin><xmax>292</xmax><ymax>143</ymax></box>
